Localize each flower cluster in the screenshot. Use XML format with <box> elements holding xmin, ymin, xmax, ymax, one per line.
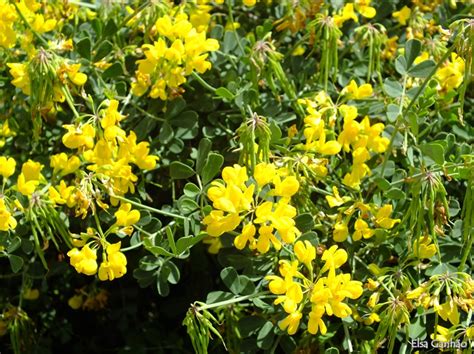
<box><xmin>203</xmin><ymin>163</ymin><xmax>301</xmax><ymax>253</ymax></box>
<box><xmin>266</xmin><ymin>244</ymin><xmax>363</xmax><ymax>335</ymax></box>
<box><xmin>68</xmin><ymin>241</ymin><xmax>128</xmax><ymax>281</ymax></box>
<box><xmin>333</xmin><ymin>0</ymin><xmax>376</xmax><ymax>28</ymax></box>
<box><xmin>407</xmin><ymin>272</ymin><xmax>474</xmax><ymax>326</ymax></box>
<box><xmin>326</xmin><ymin>188</ymin><xmax>400</xmax><ymax>242</ymax></box>
<box><xmin>131</xmin><ymin>12</ymin><xmax>219</xmax><ymax>100</ymax></box>
<box><xmin>51</xmin><ymin>99</ymin><xmax>158</xmax><ymax>218</ymax></box>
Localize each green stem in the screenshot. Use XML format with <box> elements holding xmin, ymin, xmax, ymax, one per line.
<box><xmin>197</xmin><ymin>291</ymin><xmax>271</xmax><ymax>311</ymax></box>
<box><xmin>113</xmin><ymin>195</ymin><xmax>186</xmax><ymax>220</ymax></box>
<box><xmin>226</xmin><ymin>0</ymin><xmax>245</xmax><ymax>56</ymax></box>
<box><xmin>191</xmin><ymin>72</ymin><xmax>217</xmax><ymax>93</ymax></box>
<box><xmin>61</xmin><ymin>86</ymin><xmax>80</xmax><ymax>119</ymax></box>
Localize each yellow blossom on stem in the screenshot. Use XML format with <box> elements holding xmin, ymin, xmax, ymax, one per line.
<box><xmin>115</xmin><ymin>203</ymin><xmax>140</xmax><ymax>227</ymax></box>
<box><xmin>0</xmin><ymin>199</ymin><xmax>17</xmax><ymax>231</ymax></box>
<box><xmin>67</xmin><ymin>244</ymin><xmax>98</xmax><ymax>276</ymax></box>
<box><xmin>393</xmin><ymin>6</ymin><xmax>411</xmax><ymax>26</ymax></box>
<box><xmin>0</xmin><ymin>156</ymin><xmax>16</xmax><ymax>178</ymax></box>
<box><xmin>375</xmin><ymin>204</ymin><xmax>400</xmax><ymax>229</ymax></box>
<box><xmin>98</xmin><ymin>242</ymin><xmax>127</xmax><ymax>281</ymax></box>
<box><xmin>413</xmin><ymin>236</ymin><xmax>437</xmax><ymax>259</ymax></box>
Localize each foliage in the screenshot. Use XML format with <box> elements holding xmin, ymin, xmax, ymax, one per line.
<box><xmin>0</xmin><ymin>0</ymin><xmax>473</xmax><ymax>353</ymax></box>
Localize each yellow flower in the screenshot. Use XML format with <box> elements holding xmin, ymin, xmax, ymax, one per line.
<box><xmin>321</xmin><ymin>245</ymin><xmax>348</xmax><ymax>273</ymax></box>
<box><xmin>334</xmin><ymin>3</ymin><xmax>358</xmax><ymax>27</ymax></box>
<box><xmin>68</xmin><ymin>294</ymin><xmax>84</xmax><ymax>310</ymax></box>
<box><xmin>343</xmin><ymin>80</ymin><xmax>373</xmax><ymax>99</ymax></box>
<box><xmin>326</xmin><ymin>186</ymin><xmax>351</xmax><ymax>208</ymax></box>
<box><xmin>202</xmin><ymin>236</ymin><xmax>222</xmax><ymax>254</ymax></box>
<box><xmin>393</xmin><ymin>6</ymin><xmax>411</xmax><ymax>26</ymax></box>
<box><xmin>98</xmin><ymin>242</ymin><xmax>127</xmax><ymax>281</ymax></box>
<box><xmin>0</xmin><ymin>156</ymin><xmax>16</xmax><ymax>178</ymax></box>
<box><xmin>333</xmin><ymin>220</ymin><xmax>349</xmax><ymax>242</ymax></box>
<box><xmin>413</xmin><ymin>236</ymin><xmax>437</xmax><ymax>259</ymax></box>
<box><xmin>203</xmin><ymin>211</ymin><xmax>241</xmax><ymax>237</ymax></box>
<box><xmin>375</xmin><ymin>204</ymin><xmax>400</xmax><ymax>229</ymax></box>
<box><xmin>308</xmin><ymin>306</ymin><xmax>327</xmax><ymax>334</ymax></box>
<box><xmin>363</xmin><ymin>313</ymin><xmax>380</xmax><ymax>325</ymax></box>
<box><xmin>243</xmin><ymin>0</ymin><xmax>257</xmax><ymax>6</ymax></box>
<box><xmin>7</xmin><ymin>63</ymin><xmax>31</xmax><ymax>95</ymax></box>
<box><xmin>234</xmin><ymin>222</ymin><xmax>256</xmax><ymax>250</ymax></box>
<box><xmin>254</xmin><ymin>162</ymin><xmax>276</xmax><ymax>187</ymax></box>
<box><xmin>62</xmin><ymin>123</ymin><xmax>96</xmax><ymax>149</ymax></box>
<box><xmin>435</xmin><ymin>299</ymin><xmax>459</xmax><ymax>325</ymax></box>
<box><xmin>0</xmin><ymin>1</ymin><xmax>17</xmax><ymax>48</ymax></box>
<box><xmin>436</xmin><ymin>53</ymin><xmax>465</xmax><ymax>92</ymax></box>
<box><xmin>67</xmin><ymin>244</ymin><xmax>98</xmax><ymax>276</ymax></box>
<box><xmin>256</xmin><ymin>225</ymin><xmax>281</xmax><ymax>253</ymax></box>
<box><xmin>60</xmin><ymin>63</ymin><xmax>87</xmax><ymax>86</ymax></box>
<box><xmin>273</xmin><ymin>175</ymin><xmax>300</xmax><ymax>198</ymax></box>
<box><xmin>50</xmin><ymin>153</ymin><xmax>81</xmax><ymax>175</ymax></box>
<box><xmin>0</xmin><ymin>199</ymin><xmax>17</xmax><ymax>231</ymax></box>
<box><xmin>294</xmin><ymin>240</ymin><xmax>316</xmax><ymax>268</ymax></box>
<box><xmin>279</xmin><ymin>311</ymin><xmax>302</xmax><ymax>335</ymax></box>
<box><xmin>115</xmin><ymin>203</ymin><xmax>140</xmax><ymax>227</ymax></box>
<box><xmin>17</xmin><ymin>160</ymin><xmax>43</xmax><ymax>196</ymax></box>
<box><xmin>23</xmin><ymin>288</ymin><xmax>40</xmax><ymax>300</ymax></box>
<box><xmin>31</xmin><ymin>14</ymin><xmax>56</xmax><ymax>33</ymax></box>
<box><xmin>354</xmin><ymin>0</ymin><xmax>376</xmax><ymax>18</ymax></box>
<box><xmin>430</xmin><ymin>325</ymin><xmax>452</xmax><ymax>342</ymax></box>
<box><xmin>353</xmin><ymin>218</ymin><xmax>374</xmax><ymax>241</ymax></box>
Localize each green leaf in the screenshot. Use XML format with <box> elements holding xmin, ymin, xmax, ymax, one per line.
<box><xmin>158</xmin><ymin>121</ymin><xmax>174</xmax><ymax>144</ymax></box>
<box><xmin>386</xmin><ymin>188</ymin><xmax>406</xmax><ymax>200</ymax></box>
<box><xmin>374</xmin><ymin>177</ymin><xmax>391</xmax><ymax>191</ymax></box>
<box><xmin>384</xmin><ymin>79</ymin><xmax>403</xmax><ymax>98</ymax></box>
<box><xmin>156</xmin><ymin>268</ymin><xmax>170</xmax><ymax>296</ymax></box>
<box><xmin>256</xmin><ymin>321</ymin><xmax>274</xmax><ymax>350</ymax></box>
<box><xmin>295</xmin><ymin>213</ymin><xmax>314</xmax><ymax>232</ymax></box>
<box><xmin>238</xmin><ymin>316</ymin><xmax>268</xmax><ymax>337</ymax></box>
<box><xmin>102</xmin><ymin>62</ymin><xmax>123</xmax><ymax>79</ymax></box>
<box><xmin>9</xmin><ymin>255</ymin><xmax>24</xmax><ymax>273</ymax></box>
<box><xmin>178</xmin><ymin>197</ymin><xmax>199</xmax><ymax>214</ymax></box>
<box><xmin>165</xmin><ymin>261</ymin><xmax>180</xmax><ymax>284</ymax></box>
<box><xmin>408</xmin><ymin>60</ymin><xmax>436</xmax><ymax>78</ymax></box>
<box><xmin>201</xmin><ymin>153</ymin><xmax>224</xmax><ymax>185</ymax></box>
<box><xmin>170</xmin><ymin>161</ymin><xmax>195</xmax><ymax>179</ymax></box>
<box><xmin>215</xmin><ymin>87</ymin><xmax>235</xmax><ymax>100</ymax></box>
<box><xmin>7</xmin><ymin>237</ymin><xmax>21</xmax><ymax>253</ymax></box>
<box><xmin>395</xmin><ymin>56</ymin><xmax>407</xmax><ymax>76</ymax></box>
<box><xmin>170</xmin><ymin>111</ymin><xmax>198</xmax><ymax>128</ymax></box>
<box><xmin>206</xmin><ymin>291</ymin><xmax>234</xmax><ymax>304</ymax></box>
<box><xmin>420</xmin><ymin>143</ymin><xmax>445</xmax><ymax>165</ymax></box>
<box><xmin>176</xmin><ymin>234</ymin><xmax>206</xmax><ymax>255</ymax></box>
<box><xmin>386</xmin><ymin>104</ymin><xmax>399</xmax><ymax>123</ymax></box>
<box><xmin>220</xmin><ymin>267</ymin><xmax>254</xmax><ymax>295</ymax></box>
<box><xmin>196</xmin><ymin>138</ymin><xmax>212</xmax><ymax>174</ymax></box>
<box><xmin>183</xmin><ymin>182</ymin><xmax>201</xmax><ymax>198</ymax></box>
<box><xmin>76</xmin><ymin>37</ymin><xmax>91</xmax><ymax>60</ymax></box>
<box><xmin>103</xmin><ymin>19</ymin><xmax>118</xmax><ymax>37</ymax></box>
<box><xmin>93</xmin><ymin>40</ymin><xmax>113</xmax><ymax>61</ymax></box>
<box><xmin>143</xmin><ymin>238</ymin><xmax>174</xmax><ymax>257</ymax></box>
<box><xmin>404</xmin><ymin>39</ymin><xmax>421</xmax><ymax>69</ymax></box>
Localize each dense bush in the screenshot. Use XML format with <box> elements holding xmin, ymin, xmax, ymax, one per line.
<box><xmin>0</xmin><ymin>0</ymin><xmax>472</xmax><ymax>353</ymax></box>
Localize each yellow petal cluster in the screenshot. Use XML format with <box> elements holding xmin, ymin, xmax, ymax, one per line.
<box><xmin>132</xmin><ymin>13</ymin><xmax>219</xmax><ymax>100</ymax></box>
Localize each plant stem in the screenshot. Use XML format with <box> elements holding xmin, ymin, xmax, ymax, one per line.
<box><xmin>191</xmin><ymin>72</ymin><xmax>217</xmax><ymax>93</ymax></box>
<box><xmin>113</xmin><ymin>195</ymin><xmax>187</xmax><ymax>220</ymax></box>
<box><xmin>197</xmin><ymin>291</ymin><xmax>271</xmax><ymax>311</ymax></box>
